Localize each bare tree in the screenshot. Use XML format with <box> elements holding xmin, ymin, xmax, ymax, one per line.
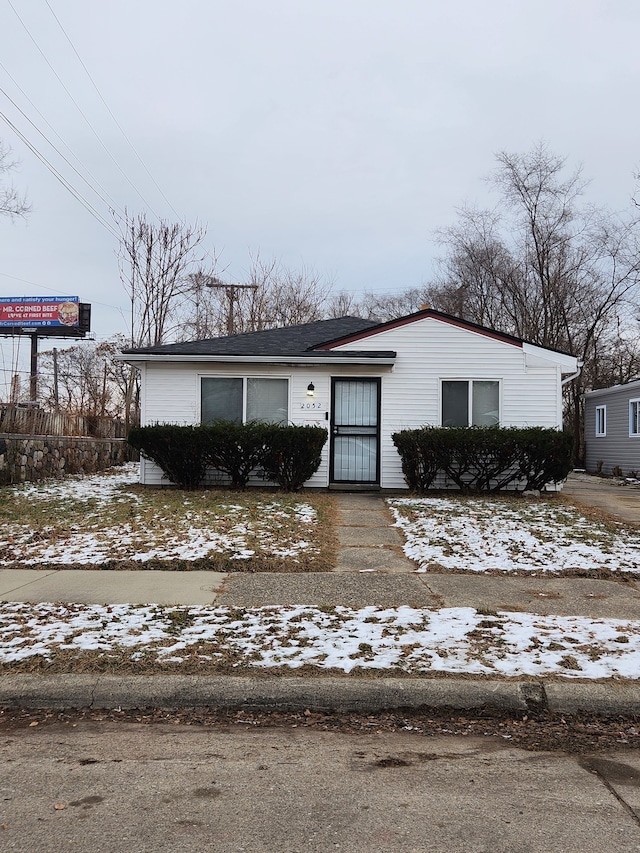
<box><xmin>180</xmin><ymin>254</ymin><xmax>335</xmax><ymax>338</ymax></box>
<box><xmin>351</xmin><ymin>287</ymin><xmax>429</xmax><ymax>322</ymax></box>
<box><xmin>115</xmin><ymin>209</ymin><xmax>207</xmax><ymax>348</ymax></box>
<box><xmin>325</xmin><ymin>289</ymin><xmax>364</xmax><ymax>318</ymax></box>
<box><xmin>115</xmin><ymin>209</ymin><xmax>207</xmax><ymax>426</ymax></box>
<box><xmin>38</xmin><ymin>338</ymin><xmax>128</xmax><ymax>418</ymax></box>
<box><xmin>424</xmin><ymin>143</ymin><xmax>640</xmax><ymax>460</ymax></box>
<box><xmin>0</xmin><ymin>140</ymin><xmax>30</xmax><ymax>219</ymax></box>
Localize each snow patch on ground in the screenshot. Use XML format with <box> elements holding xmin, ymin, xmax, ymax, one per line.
<box><xmin>0</xmin><ymin>465</ymin><xmax>319</xmax><ymax>565</ymax></box>
<box><xmin>2</xmin><ymin>601</ymin><xmax>640</xmax><ymax>679</ymax></box>
<box><xmin>17</xmin><ymin>464</ymin><xmax>141</xmax><ymax>504</ymax></box>
<box><xmin>389</xmin><ymin>497</ymin><xmax>640</xmax><ymax>574</ymax></box>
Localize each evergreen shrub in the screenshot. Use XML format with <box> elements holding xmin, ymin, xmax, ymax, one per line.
<box><xmin>206</xmin><ymin>420</ymin><xmax>270</xmax><ymax>490</ymax></box>
<box><xmin>261</xmin><ymin>424</ymin><xmax>328</xmax><ymax>491</ymax></box>
<box><xmin>127</xmin><ymin>421</ymin><xmax>328</xmax><ymax>491</ymax></box>
<box><xmin>127</xmin><ymin>424</ymin><xmax>211</xmax><ymax>490</ymax></box>
<box><xmin>391</xmin><ymin>426</ymin><xmax>573</xmax><ymax>493</ymax></box>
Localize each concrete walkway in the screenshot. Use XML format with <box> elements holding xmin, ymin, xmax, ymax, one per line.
<box><xmin>1</xmin><ymin>472</ymin><xmax>639</xmax><ymax>618</ymax></box>
<box><xmin>333</xmin><ymin>492</ymin><xmax>414</xmax><ymax>573</ymax></box>
<box><xmin>4</xmin><ymin>471</ymin><xmax>640</xmax><ymax>714</ymax></box>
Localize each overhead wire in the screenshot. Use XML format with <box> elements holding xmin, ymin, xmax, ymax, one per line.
<box><xmin>0</xmin><ymin>83</ymin><xmax>125</xmax><ymax>219</ymax></box>
<box><xmin>0</xmin><ymin>110</ymin><xmax>120</xmax><ymax>239</ymax></box>
<box><xmin>43</xmin><ymin>0</ymin><xmax>182</xmax><ymax>220</ymax></box>
<box><xmin>6</xmin><ymin>0</ymin><xmax>163</xmax><ymax>221</ymax></box>
<box><xmin>0</xmin><ymin>58</ymin><xmax>124</xmax><ymax>216</ymax></box>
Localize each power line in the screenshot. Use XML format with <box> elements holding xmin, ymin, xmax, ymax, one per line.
<box><xmin>43</xmin><ymin>0</ymin><xmax>181</xmax><ymax>220</ymax></box>
<box><xmin>0</xmin><ymin>110</ymin><xmax>120</xmax><ymax>238</ymax></box>
<box><xmin>0</xmin><ymin>58</ymin><xmax>124</xmax><ymax>216</ymax></box>
<box><xmin>6</xmin><ymin>0</ymin><xmax>161</xmax><ymax>220</ymax></box>
<box><xmin>0</xmin><ymin>83</ymin><xmax>125</xmax><ymax>218</ymax></box>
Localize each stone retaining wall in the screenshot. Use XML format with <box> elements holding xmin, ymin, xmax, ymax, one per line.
<box><xmin>0</xmin><ymin>434</ymin><xmax>132</xmax><ymax>485</ymax></box>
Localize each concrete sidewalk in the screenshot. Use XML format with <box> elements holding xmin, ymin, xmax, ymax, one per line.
<box><xmin>2</xmin><ymin>476</ymin><xmax>639</xmax><ymax>617</ymax></box>
<box><xmin>3</xmin><ymin>471</ymin><xmax>640</xmax><ymax>714</ymax></box>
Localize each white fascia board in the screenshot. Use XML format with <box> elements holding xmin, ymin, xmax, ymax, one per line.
<box><xmin>116</xmin><ymin>353</ymin><xmax>396</xmax><ymax>366</ymax></box>
<box><xmin>522</xmin><ymin>342</ymin><xmax>578</xmax><ymax>372</ymax></box>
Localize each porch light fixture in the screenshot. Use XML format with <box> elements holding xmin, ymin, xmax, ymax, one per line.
<box><xmin>306</xmin><ymin>382</ymin><xmax>315</xmax><ymax>397</ymax></box>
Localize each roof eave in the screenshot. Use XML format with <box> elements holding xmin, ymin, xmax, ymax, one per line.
<box><xmin>116</xmin><ymin>353</ymin><xmax>397</xmax><ymax>366</ymax></box>
<box><xmin>522</xmin><ymin>342</ymin><xmax>579</xmax><ymax>371</ymax></box>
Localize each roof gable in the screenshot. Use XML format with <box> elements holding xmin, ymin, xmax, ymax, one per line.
<box><xmin>313</xmin><ymin>308</ymin><xmax>525</xmax><ymax>350</ymax></box>
<box><xmin>121</xmin><ymin>307</ymin><xmax>577</xmax><ymax>368</ymax></box>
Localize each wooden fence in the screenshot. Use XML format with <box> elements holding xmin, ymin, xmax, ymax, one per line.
<box><xmin>0</xmin><ymin>405</ymin><xmax>127</xmax><ymax>439</ymax></box>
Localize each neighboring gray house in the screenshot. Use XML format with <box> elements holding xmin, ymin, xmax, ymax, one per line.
<box><xmin>584</xmin><ymin>380</ymin><xmax>640</xmax><ymax>476</ymax></box>
<box><xmin>121</xmin><ymin>308</ymin><xmax>579</xmax><ymax>490</ymax></box>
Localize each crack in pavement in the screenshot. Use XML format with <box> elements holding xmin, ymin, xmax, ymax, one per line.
<box><xmin>580</xmin><ymin>757</ymin><xmax>640</xmax><ymax>829</ymax></box>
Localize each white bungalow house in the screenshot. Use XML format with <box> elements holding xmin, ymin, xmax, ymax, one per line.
<box><xmin>121</xmin><ymin>308</ymin><xmax>579</xmax><ymax>490</ymax></box>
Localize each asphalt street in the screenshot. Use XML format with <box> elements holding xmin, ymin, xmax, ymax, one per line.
<box><xmin>2</xmin><ymin>719</ymin><xmax>640</xmax><ymax>853</ymax></box>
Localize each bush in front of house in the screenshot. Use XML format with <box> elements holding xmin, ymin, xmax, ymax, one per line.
<box><xmin>391</xmin><ymin>426</ymin><xmax>573</xmax><ymax>493</ymax></box>
<box><xmin>513</xmin><ymin>427</ymin><xmax>575</xmax><ymax>491</ymax></box>
<box><xmin>206</xmin><ymin>420</ymin><xmax>271</xmax><ymax>490</ymax></box>
<box><xmin>260</xmin><ymin>424</ymin><xmax>328</xmax><ymax>491</ymax></box>
<box><xmin>128</xmin><ymin>424</ymin><xmax>212</xmax><ymax>490</ymax></box>
<box><xmin>127</xmin><ymin>422</ymin><xmax>328</xmax><ymax>491</ymax></box>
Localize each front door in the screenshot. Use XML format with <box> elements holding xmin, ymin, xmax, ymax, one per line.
<box><xmin>330</xmin><ymin>378</ymin><xmax>381</xmax><ymax>485</ymax></box>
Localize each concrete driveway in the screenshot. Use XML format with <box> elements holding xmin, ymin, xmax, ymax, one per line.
<box><xmin>562</xmin><ymin>471</ymin><xmax>640</xmax><ymax>525</ymax></box>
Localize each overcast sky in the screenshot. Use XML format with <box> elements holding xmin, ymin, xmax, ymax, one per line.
<box><xmin>1</xmin><ymin>0</ymin><xmax>639</xmax><ymax>391</ymax></box>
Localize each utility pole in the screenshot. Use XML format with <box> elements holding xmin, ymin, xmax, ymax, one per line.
<box><xmin>101</xmin><ymin>362</ymin><xmax>108</xmax><ymax>417</ymax></box>
<box><xmin>52</xmin><ymin>347</ymin><xmax>59</xmax><ymax>411</ymax></box>
<box><xmin>205</xmin><ymin>278</ymin><xmax>258</xmax><ymax>336</ymax></box>
<box><xmin>29</xmin><ymin>332</ymin><xmax>39</xmax><ymax>405</ymax></box>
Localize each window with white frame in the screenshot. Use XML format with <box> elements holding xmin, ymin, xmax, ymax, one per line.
<box><xmin>595</xmin><ymin>405</ymin><xmax>606</xmax><ymax>436</ymax></box>
<box><xmin>201</xmin><ymin>377</ymin><xmax>289</xmax><ymax>425</ymax></box>
<box><xmin>630</xmin><ymin>399</ymin><xmax>640</xmax><ymax>436</ymax></box>
<box><xmin>441</xmin><ymin>380</ymin><xmax>499</xmax><ymax>427</ymax></box>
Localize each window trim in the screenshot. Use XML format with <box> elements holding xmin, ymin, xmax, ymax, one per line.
<box><xmin>440</xmin><ymin>378</ymin><xmax>501</xmax><ymax>427</ymax></box>
<box><xmin>199</xmin><ymin>374</ymin><xmax>290</xmax><ymax>425</ymax></box>
<box><xmin>595</xmin><ymin>405</ymin><xmax>606</xmax><ymax>437</ymax></box>
<box><xmin>630</xmin><ymin>399</ymin><xmax>640</xmax><ymax>437</ymax></box>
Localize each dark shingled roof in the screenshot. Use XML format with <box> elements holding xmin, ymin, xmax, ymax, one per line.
<box><xmin>123</xmin><ymin>316</ymin><xmax>380</xmax><ymax>356</ymax></box>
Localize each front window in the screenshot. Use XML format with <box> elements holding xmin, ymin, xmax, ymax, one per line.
<box><xmin>630</xmin><ymin>400</ymin><xmax>640</xmax><ymax>436</ymax></box>
<box><xmin>202</xmin><ymin>377</ymin><xmax>288</xmax><ymax>424</ymax></box>
<box><xmin>442</xmin><ymin>380</ymin><xmax>499</xmax><ymax>426</ymax></box>
<box><xmin>595</xmin><ymin>405</ymin><xmax>606</xmax><ymax>437</ymax></box>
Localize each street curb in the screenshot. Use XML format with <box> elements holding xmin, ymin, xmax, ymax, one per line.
<box><xmin>3</xmin><ymin>675</ymin><xmax>640</xmax><ymax>715</ymax></box>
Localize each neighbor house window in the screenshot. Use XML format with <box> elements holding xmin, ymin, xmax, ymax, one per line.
<box><xmin>441</xmin><ymin>380</ymin><xmax>499</xmax><ymax>427</ymax></box>
<box><xmin>201</xmin><ymin>377</ymin><xmax>288</xmax><ymax>424</ymax></box>
<box><xmin>630</xmin><ymin>399</ymin><xmax>640</xmax><ymax>436</ymax></box>
<box><xmin>595</xmin><ymin>405</ymin><xmax>606</xmax><ymax>437</ymax></box>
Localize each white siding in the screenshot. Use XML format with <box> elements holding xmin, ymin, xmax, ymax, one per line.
<box><xmin>333</xmin><ymin>317</ymin><xmax>564</xmax><ymax>489</ymax></box>
<box><xmin>139</xmin><ymin>362</ymin><xmax>337</xmax><ymax>486</ymax></box>
<box><xmin>136</xmin><ymin>316</ymin><xmax>566</xmax><ymax>489</ymax></box>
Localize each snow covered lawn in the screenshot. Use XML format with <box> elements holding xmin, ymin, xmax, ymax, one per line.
<box><xmin>0</xmin><ymin>465</ymin><xmax>332</xmax><ymax>571</ymax></box>
<box><xmin>2</xmin><ymin>600</ymin><xmax>640</xmax><ymax>680</ymax></box>
<box><xmin>389</xmin><ymin>496</ymin><xmax>640</xmax><ymax>575</ymax></box>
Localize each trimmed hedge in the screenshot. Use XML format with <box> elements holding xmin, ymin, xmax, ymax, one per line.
<box><xmin>392</xmin><ymin>426</ymin><xmax>573</xmax><ymax>493</ymax></box>
<box><xmin>128</xmin><ymin>424</ymin><xmax>212</xmax><ymax>490</ymax></box>
<box><xmin>127</xmin><ymin>422</ymin><xmax>328</xmax><ymax>491</ymax></box>
<box><xmin>207</xmin><ymin>421</ymin><xmax>272</xmax><ymax>490</ymax></box>
<box><xmin>261</xmin><ymin>424</ymin><xmax>328</xmax><ymax>491</ymax></box>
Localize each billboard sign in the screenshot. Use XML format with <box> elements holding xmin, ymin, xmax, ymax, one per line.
<box><xmin>0</xmin><ymin>296</ymin><xmax>82</xmax><ymax>329</ymax></box>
